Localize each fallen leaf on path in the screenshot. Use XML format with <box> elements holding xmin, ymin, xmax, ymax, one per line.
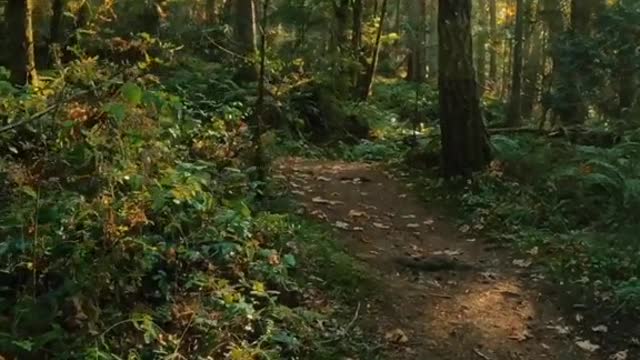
<box><xmin>316</xmin><ymin>176</ymin><xmax>331</xmax><ymax>182</ymax></box>
<box><xmin>334</xmin><ymin>221</ymin><xmax>351</xmax><ymax>230</ymax></box>
<box><xmin>373</xmin><ymin>222</ymin><xmax>391</xmax><ymax>230</ymax></box>
<box><xmin>402</xmin><ymin>214</ymin><xmax>416</xmax><ymax>219</ymax></box>
<box><xmin>575</xmin><ymin>314</ymin><xmax>584</xmax><ymax>323</ymax></box>
<box><xmin>399</xmin><ymin>194</ymin><xmax>408</xmax><ymax>198</ymax></box>
<box><xmin>310</xmin><ymin>210</ymin><xmax>328</xmax><ymax>220</ymax></box>
<box><xmin>527</xmin><ymin>247</ymin><xmax>539</xmax><ymax>256</ymax></box>
<box><xmin>423</xmin><ymin>219</ymin><xmax>435</xmax><ymax>226</ymax></box>
<box><xmin>546</xmin><ymin>325</ymin><xmax>571</xmax><ymax>335</ymax></box>
<box><xmin>432</xmin><ymin>249</ymin><xmax>462</xmax><ymax>256</ymax></box>
<box><xmin>353</xmin><ymin>226</ymin><xmax>364</xmax><ymax>231</ymax></box>
<box><xmin>575</xmin><ymin>339</ymin><xmax>600</xmax><ymax>352</ymax></box>
<box><xmin>541</xmin><ymin>343</ymin><xmax>551</xmax><ymax>350</ymax></box>
<box><xmin>384</xmin><ymin>328</ymin><xmax>409</xmax><ymax>344</ymax></box>
<box><xmin>406</xmin><ymin>223</ymin><xmax>420</xmax><ymax>229</ymax></box>
<box><xmin>592</xmin><ymin>325</ymin><xmax>608</xmax><ymax>333</ymax></box>
<box><xmin>509</xmin><ymin>329</ymin><xmax>533</xmax><ymax>342</ymax></box>
<box><xmin>630</xmin><ymin>337</ymin><xmax>640</xmax><ymax>346</ymax></box>
<box><xmin>348</xmin><ymin>210</ymin><xmax>367</xmax><ymax>218</ymax></box>
<box><xmin>610</xmin><ymin>350</ymin><xmax>628</xmax><ymax>360</ymax></box>
<box><xmin>466</xmin><ymin>238</ymin><xmax>477</xmax><ymax>243</ymax></box>
<box><xmin>459</xmin><ymin>224</ymin><xmax>471</xmax><ymax>233</ymax></box>
<box><xmin>312</xmin><ymin>197</ymin><xmax>344</xmax><ymax>206</ymax></box>
<box><xmin>512</xmin><ymin>259</ymin><xmax>532</xmax><ymax>268</ymax></box>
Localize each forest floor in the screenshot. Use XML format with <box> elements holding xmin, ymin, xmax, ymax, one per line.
<box><xmin>277</xmin><ymin>157</ymin><xmax>614</xmax><ymax>360</ymax></box>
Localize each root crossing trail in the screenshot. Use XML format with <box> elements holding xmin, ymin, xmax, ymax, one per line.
<box><xmin>278</xmin><ymin>158</ymin><xmax>599</xmax><ymax>360</ymax></box>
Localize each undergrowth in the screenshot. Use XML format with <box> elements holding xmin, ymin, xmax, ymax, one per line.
<box><xmin>413</xmin><ymin>132</ymin><xmax>640</xmax><ymax>311</ymax></box>
<box><xmin>0</xmin><ymin>54</ymin><xmax>377</xmax><ymax>359</ymax></box>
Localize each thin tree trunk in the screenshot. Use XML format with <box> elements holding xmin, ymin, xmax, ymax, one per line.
<box><xmin>522</xmin><ymin>2</ymin><xmax>544</xmax><ymax>119</ymax></box>
<box><xmin>426</xmin><ymin>0</ymin><xmax>438</xmax><ymax>78</ymax></box>
<box><xmin>234</xmin><ymin>0</ymin><xmax>258</xmax><ymax>81</ymax></box>
<box><xmin>488</xmin><ymin>0</ymin><xmax>497</xmax><ymax>83</ymax></box>
<box><xmin>360</xmin><ymin>0</ymin><xmax>389</xmax><ymax>100</ymax></box>
<box><xmin>475</xmin><ymin>0</ymin><xmax>488</xmax><ymax>96</ymax></box>
<box><xmin>438</xmin><ymin>0</ymin><xmax>491</xmax><ymax>177</ymax></box>
<box><xmin>7</xmin><ymin>0</ymin><xmax>38</xmax><ymax>86</ymax></box>
<box><xmin>206</xmin><ymin>0</ymin><xmax>218</xmax><ymax>23</ymax></box>
<box><xmin>353</xmin><ymin>0</ymin><xmax>364</xmax><ymax>52</ymax></box>
<box><xmin>406</xmin><ymin>0</ymin><xmax>427</xmax><ymax>82</ymax></box>
<box><xmin>507</xmin><ymin>0</ymin><xmax>525</xmax><ymax>125</ymax></box>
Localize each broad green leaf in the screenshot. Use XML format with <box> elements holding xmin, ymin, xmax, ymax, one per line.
<box><xmin>120</xmin><ymin>82</ymin><xmax>143</xmax><ymax>105</ymax></box>
<box><xmin>103</xmin><ymin>102</ymin><xmax>127</xmax><ymax>122</ymax></box>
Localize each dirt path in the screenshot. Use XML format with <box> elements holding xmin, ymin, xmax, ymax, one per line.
<box><xmin>278</xmin><ymin>158</ymin><xmax>609</xmax><ymax>360</ymax></box>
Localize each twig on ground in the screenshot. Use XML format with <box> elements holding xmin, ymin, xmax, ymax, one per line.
<box><xmin>473</xmin><ymin>348</ymin><xmax>492</xmax><ymax>360</ymax></box>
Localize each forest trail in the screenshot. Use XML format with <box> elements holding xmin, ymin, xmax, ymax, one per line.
<box><xmin>278</xmin><ymin>158</ymin><xmax>595</xmax><ymax>360</ymax></box>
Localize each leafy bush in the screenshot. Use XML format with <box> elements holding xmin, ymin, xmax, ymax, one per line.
<box><xmin>0</xmin><ymin>57</ymin><xmax>371</xmax><ymax>359</ymax></box>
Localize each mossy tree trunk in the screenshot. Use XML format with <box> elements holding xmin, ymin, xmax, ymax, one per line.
<box><xmin>438</xmin><ymin>0</ymin><xmax>491</xmax><ymax>177</ymax></box>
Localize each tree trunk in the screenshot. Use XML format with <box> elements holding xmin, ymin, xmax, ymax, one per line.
<box><xmin>7</xmin><ymin>0</ymin><xmax>38</xmax><ymax>86</ymax></box>
<box><xmin>488</xmin><ymin>0</ymin><xmax>497</xmax><ymax>83</ymax></box>
<box><xmin>438</xmin><ymin>0</ymin><xmax>491</xmax><ymax>177</ymax></box>
<box><xmin>359</xmin><ymin>0</ymin><xmax>388</xmax><ymax>100</ymax></box>
<box><xmin>507</xmin><ymin>0</ymin><xmax>525</xmax><ymax>125</ymax></box>
<box><xmin>50</xmin><ymin>0</ymin><xmax>64</xmax><ymax>45</ymax></box>
<box><xmin>352</xmin><ymin>0</ymin><xmax>364</xmax><ymax>52</ymax></box>
<box><xmin>234</xmin><ymin>0</ymin><xmax>258</xmax><ymax>81</ymax></box>
<box><xmin>475</xmin><ymin>0</ymin><xmax>488</xmax><ymax>96</ymax></box>
<box><xmin>521</xmin><ymin>1</ymin><xmax>544</xmax><ymax>119</ymax></box>
<box><xmin>406</xmin><ymin>0</ymin><xmax>427</xmax><ymax>82</ymax></box>
<box><xmin>558</xmin><ymin>0</ymin><xmax>600</xmax><ymax>124</ymax></box>
<box><xmin>206</xmin><ymin>0</ymin><xmax>218</xmax><ymax>23</ymax></box>
<box><xmin>426</xmin><ymin>0</ymin><xmax>438</xmax><ymax>78</ymax></box>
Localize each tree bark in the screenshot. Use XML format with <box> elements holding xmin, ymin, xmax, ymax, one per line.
<box><xmin>206</xmin><ymin>0</ymin><xmax>218</xmax><ymax>23</ymax></box>
<box><xmin>406</xmin><ymin>0</ymin><xmax>427</xmax><ymax>82</ymax></box>
<box><xmin>234</xmin><ymin>0</ymin><xmax>258</xmax><ymax>81</ymax></box>
<box><xmin>475</xmin><ymin>0</ymin><xmax>488</xmax><ymax>95</ymax></box>
<box><xmin>507</xmin><ymin>0</ymin><xmax>525</xmax><ymax>125</ymax></box>
<box><xmin>521</xmin><ymin>0</ymin><xmax>544</xmax><ymax>119</ymax></box>
<box><xmin>426</xmin><ymin>0</ymin><xmax>438</xmax><ymax>78</ymax></box>
<box><xmin>352</xmin><ymin>0</ymin><xmax>364</xmax><ymax>52</ymax></box>
<box><xmin>7</xmin><ymin>0</ymin><xmax>38</xmax><ymax>86</ymax></box>
<box><xmin>488</xmin><ymin>0</ymin><xmax>498</xmax><ymax>83</ymax></box>
<box><xmin>359</xmin><ymin>0</ymin><xmax>388</xmax><ymax>100</ymax></box>
<box><xmin>438</xmin><ymin>0</ymin><xmax>491</xmax><ymax>177</ymax></box>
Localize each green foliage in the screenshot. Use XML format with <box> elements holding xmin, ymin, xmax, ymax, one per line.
<box><xmin>0</xmin><ymin>53</ymin><xmax>374</xmax><ymax>359</ymax></box>
<box><xmin>454</xmin><ymin>134</ymin><xmax>640</xmax><ymax>308</ymax></box>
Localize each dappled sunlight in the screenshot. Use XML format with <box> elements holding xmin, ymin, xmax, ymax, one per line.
<box><xmin>425</xmin><ymin>277</ymin><xmax>535</xmax><ymax>346</ymax></box>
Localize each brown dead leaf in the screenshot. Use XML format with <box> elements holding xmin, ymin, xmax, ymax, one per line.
<box><xmin>312</xmin><ymin>197</ymin><xmax>344</xmax><ymax>206</ymax></box>
<box><xmin>575</xmin><ymin>339</ymin><xmax>600</xmax><ymax>352</ymax></box>
<box><xmin>373</xmin><ymin>222</ymin><xmax>391</xmax><ymax>230</ymax></box>
<box><xmin>509</xmin><ymin>329</ymin><xmax>533</xmax><ymax>342</ymax></box>
<box><xmin>610</xmin><ymin>350</ymin><xmax>628</xmax><ymax>360</ymax></box>
<box><xmin>334</xmin><ymin>221</ymin><xmax>351</xmax><ymax>230</ymax></box>
<box><xmin>385</xmin><ymin>328</ymin><xmax>409</xmax><ymax>344</ymax></box>
<box><xmin>512</xmin><ymin>259</ymin><xmax>532</xmax><ymax>268</ymax></box>
<box><xmin>592</xmin><ymin>325</ymin><xmax>608</xmax><ymax>333</ymax></box>
<box><xmin>348</xmin><ymin>210</ymin><xmax>367</xmax><ymax>218</ymax></box>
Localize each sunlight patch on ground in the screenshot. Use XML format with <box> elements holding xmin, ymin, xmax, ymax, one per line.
<box><xmin>424</xmin><ymin>277</ymin><xmax>535</xmax><ymax>347</ymax></box>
